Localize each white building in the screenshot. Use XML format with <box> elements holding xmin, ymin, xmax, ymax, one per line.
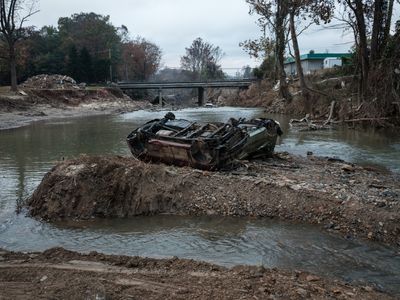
<box><xmin>284</xmin><ymin>53</ymin><xmax>351</xmax><ymax>76</ymax></box>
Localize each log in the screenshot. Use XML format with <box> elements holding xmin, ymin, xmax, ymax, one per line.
<box><xmin>334</xmin><ymin>117</ymin><xmax>392</xmax><ymax>123</ymax></box>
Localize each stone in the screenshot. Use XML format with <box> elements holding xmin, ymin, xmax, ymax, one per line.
<box><xmin>341</xmin><ymin>164</ymin><xmax>355</xmax><ymax>172</ymax></box>
<box><xmin>363</xmin><ymin>286</ymin><xmax>374</xmax><ymax>292</ymax></box>
<box><xmin>306</xmin><ymin>275</ymin><xmax>320</xmax><ymax>282</ymax></box>
<box><xmin>296</xmin><ymin>288</ymin><xmax>308</xmax><ymax>297</ymax></box>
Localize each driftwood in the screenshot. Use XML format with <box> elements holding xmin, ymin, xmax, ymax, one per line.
<box><xmin>324</xmin><ymin>101</ymin><xmax>336</xmax><ymax>126</ymax></box>
<box><xmin>331</xmin><ymin>117</ymin><xmax>393</xmax><ymax>124</ymax></box>
<box><xmin>341</xmin><ymin>117</ymin><xmax>392</xmax><ymax>123</ymax></box>
<box><xmin>290</xmin><ymin>114</ymin><xmax>332</xmax><ymax>131</ymax></box>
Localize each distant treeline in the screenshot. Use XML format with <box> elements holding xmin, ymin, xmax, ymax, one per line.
<box><xmin>0</xmin><ymin>12</ymin><xmax>162</xmax><ymax>85</ymax></box>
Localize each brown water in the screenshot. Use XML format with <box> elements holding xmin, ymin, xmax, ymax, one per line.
<box><xmin>0</xmin><ymin>107</ymin><xmax>399</xmax><ymax>294</ymax></box>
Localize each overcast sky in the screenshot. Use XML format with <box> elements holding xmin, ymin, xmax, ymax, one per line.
<box><xmin>27</xmin><ymin>0</ymin><xmax>368</xmax><ymax>71</ymax></box>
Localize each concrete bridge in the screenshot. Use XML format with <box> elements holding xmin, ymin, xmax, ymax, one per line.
<box><xmin>117</xmin><ymin>80</ymin><xmax>255</xmax><ymax>106</ymax></box>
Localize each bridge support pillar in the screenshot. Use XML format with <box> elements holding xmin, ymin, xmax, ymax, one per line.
<box><xmin>158</xmin><ymin>88</ymin><xmax>163</xmax><ymax>106</ymax></box>
<box><xmin>198</xmin><ymin>87</ymin><xmax>204</xmax><ymax>106</ymax></box>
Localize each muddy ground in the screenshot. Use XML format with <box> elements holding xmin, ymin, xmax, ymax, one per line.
<box><xmin>0</xmin><ymin>247</ymin><xmax>391</xmax><ymax>299</ymax></box>
<box><xmin>27</xmin><ymin>153</ymin><xmax>400</xmax><ymax>247</ymax></box>
<box><xmin>0</xmin><ymin>88</ymin><xmax>150</xmax><ymax>130</ymax></box>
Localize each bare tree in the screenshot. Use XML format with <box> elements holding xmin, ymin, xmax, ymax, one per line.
<box><xmin>181</xmin><ymin>37</ymin><xmax>224</xmax><ymax>80</ymax></box>
<box><xmin>246</xmin><ymin>0</ymin><xmax>291</xmax><ymax>100</ymax></box>
<box><xmin>370</xmin><ymin>0</ymin><xmax>395</xmax><ymax>64</ymax></box>
<box><xmin>0</xmin><ymin>0</ymin><xmax>38</xmax><ymax>91</ymax></box>
<box><xmin>287</xmin><ymin>0</ymin><xmax>334</xmax><ymax>111</ymax></box>
<box><xmin>337</xmin><ymin>0</ymin><xmax>396</xmax><ymax>100</ymax></box>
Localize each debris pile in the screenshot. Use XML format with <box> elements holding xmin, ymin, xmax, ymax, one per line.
<box><xmin>20</xmin><ymin>74</ymin><xmax>82</xmax><ymax>90</ymax></box>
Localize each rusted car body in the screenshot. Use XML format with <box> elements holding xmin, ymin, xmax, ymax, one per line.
<box><xmin>127</xmin><ymin>113</ymin><xmax>282</xmax><ymax>170</ymax></box>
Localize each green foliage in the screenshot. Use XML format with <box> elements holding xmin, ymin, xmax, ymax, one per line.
<box><xmin>0</xmin><ymin>12</ymin><xmax>162</xmax><ymax>85</ymax></box>
<box><xmin>79</xmin><ymin>47</ymin><xmax>93</xmax><ymax>83</ymax></box>
<box><xmin>252</xmin><ymin>55</ymin><xmax>276</xmax><ymax>79</ymax></box>
<box><xmin>67</xmin><ymin>45</ymin><xmax>79</xmax><ymax>80</ymax></box>
<box><xmin>58</xmin><ymin>13</ymin><xmax>120</xmax><ymax>54</ymax></box>
<box><xmin>58</xmin><ymin>13</ymin><xmax>121</xmax><ymax>82</ymax></box>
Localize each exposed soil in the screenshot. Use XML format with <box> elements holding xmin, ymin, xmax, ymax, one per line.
<box><xmin>0</xmin><ymin>88</ymin><xmax>151</xmax><ymax>130</ymax></box>
<box><xmin>26</xmin><ymin>154</ymin><xmax>400</xmax><ymax>247</ymax></box>
<box><xmin>0</xmin><ymin>247</ymin><xmax>391</xmax><ymax>299</ymax></box>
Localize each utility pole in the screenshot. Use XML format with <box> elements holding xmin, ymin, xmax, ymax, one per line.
<box><xmin>109</xmin><ymin>48</ymin><xmax>113</xmax><ymax>82</ymax></box>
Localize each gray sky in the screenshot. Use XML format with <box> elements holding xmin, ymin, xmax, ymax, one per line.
<box><xmin>27</xmin><ymin>0</ymin><xmax>360</xmax><ymax>71</ymax></box>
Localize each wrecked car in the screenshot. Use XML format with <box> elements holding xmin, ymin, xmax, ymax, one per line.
<box><xmin>126</xmin><ymin>112</ymin><xmax>282</xmax><ymax>170</ymax></box>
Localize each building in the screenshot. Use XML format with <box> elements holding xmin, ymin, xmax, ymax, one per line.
<box><xmin>284</xmin><ymin>53</ymin><xmax>351</xmax><ymax>76</ymax></box>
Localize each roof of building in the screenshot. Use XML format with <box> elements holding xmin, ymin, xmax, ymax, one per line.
<box><xmin>284</xmin><ymin>53</ymin><xmax>352</xmax><ymax>64</ymax></box>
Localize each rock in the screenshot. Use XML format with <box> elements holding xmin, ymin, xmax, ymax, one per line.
<box><xmin>40</xmin><ymin>275</ymin><xmax>48</xmax><ymax>282</ymax></box>
<box><xmin>258</xmin><ymin>287</ymin><xmax>267</xmax><ymax>293</ymax></box>
<box><xmin>363</xmin><ymin>286</ymin><xmax>374</xmax><ymax>292</ymax></box>
<box><xmin>325</xmin><ymin>223</ymin><xmax>335</xmax><ymax>229</ymax></box>
<box><xmin>306</xmin><ymin>275</ymin><xmax>320</xmax><ymax>282</ymax></box>
<box><xmin>296</xmin><ymin>288</ymin><xmax>308</xmax><ymax>297</ymax></box>
<box><xmin>341</xmin><ymin>164</ymin><xmax>355</xmax><ymax>172</ymax></box>
<box><xmin>290</xmin><ymin>184</ymin><xmax>302</xmax><ymax>191</ymax></box>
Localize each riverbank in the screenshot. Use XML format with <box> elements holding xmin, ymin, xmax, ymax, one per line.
<box><xmin>222</xmin><ymin>78</ymin><xmax>400</xmax><ymax>128</ymax></box>
<box><xmin>0</xmin><ymin>88</ymin><xmax>151</xmax><ymax>130</ymax></box>
<box><xmin>0</xmin><ymin>247</ymin><xmax>391</xmax><ymax>299</ymax></box>
<box><xmin>26</xmin><ymin>154</ymin><xmax>400</xmax><ymax>247</ymax></box>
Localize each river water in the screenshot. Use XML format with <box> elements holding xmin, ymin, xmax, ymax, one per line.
<box><xmin>0</xmin><ymin>107</ymin><xmax>400</xmax><ymax>294</ymax></box>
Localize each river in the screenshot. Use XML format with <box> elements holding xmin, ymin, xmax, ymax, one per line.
<box><xmin>0</xmin><ymin>107</ymin><xmax>399</xmax><ymax>294</ymax></box>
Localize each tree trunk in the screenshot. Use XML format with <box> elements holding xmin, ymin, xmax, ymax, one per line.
<box><xmin>275</xmin><ymin>1</ymin><xmax>291</xmax><ymax>101</ymax></box>
<box><xmin>370</xmin><ymin>0</ymin><xmax>384</xmax><ymax>64</ymax></box>
<box><xmin>9</xmin><ymin>44</ymin><xmax>18</xmax><ymax>92</ymax></box>
<box><xmin>382</xmin><ymin>0</ymin><xmax>394</xmax><ymax>55</ymax></box>
<box><xmin>289</xmin><ymin>11</ymin><xmax>307</xmax><ymax>91</ymax></box>
<box><xmin>353</xmin><ymin>0</ymin><xmax>369</xmax><ymax>100</ymax></box>
<box><xmin>289</xmin><ymin>10</ymin><xmax>310</xmax><ymax>109</ymax></box>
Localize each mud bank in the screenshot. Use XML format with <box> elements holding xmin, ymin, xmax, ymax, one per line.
<box><xmin>0</xmin><ymin>247</ymin><xmax>391</xmax><ymax>299</ymax></box>
<box><xmin>26</xmin><ymin>154</ymin><xmax>400</xmax><ymax>247</ymax></box>
<box><xmin>0</xmin><ymin>88</ymin><xmax>150</xmax><ymax>130</ymax></box>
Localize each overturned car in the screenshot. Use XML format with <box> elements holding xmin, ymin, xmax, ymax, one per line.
<box><xmin>127</xmin><ymin>112</ymin><xmax>282</xmax><ymax>170</ymax></box>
